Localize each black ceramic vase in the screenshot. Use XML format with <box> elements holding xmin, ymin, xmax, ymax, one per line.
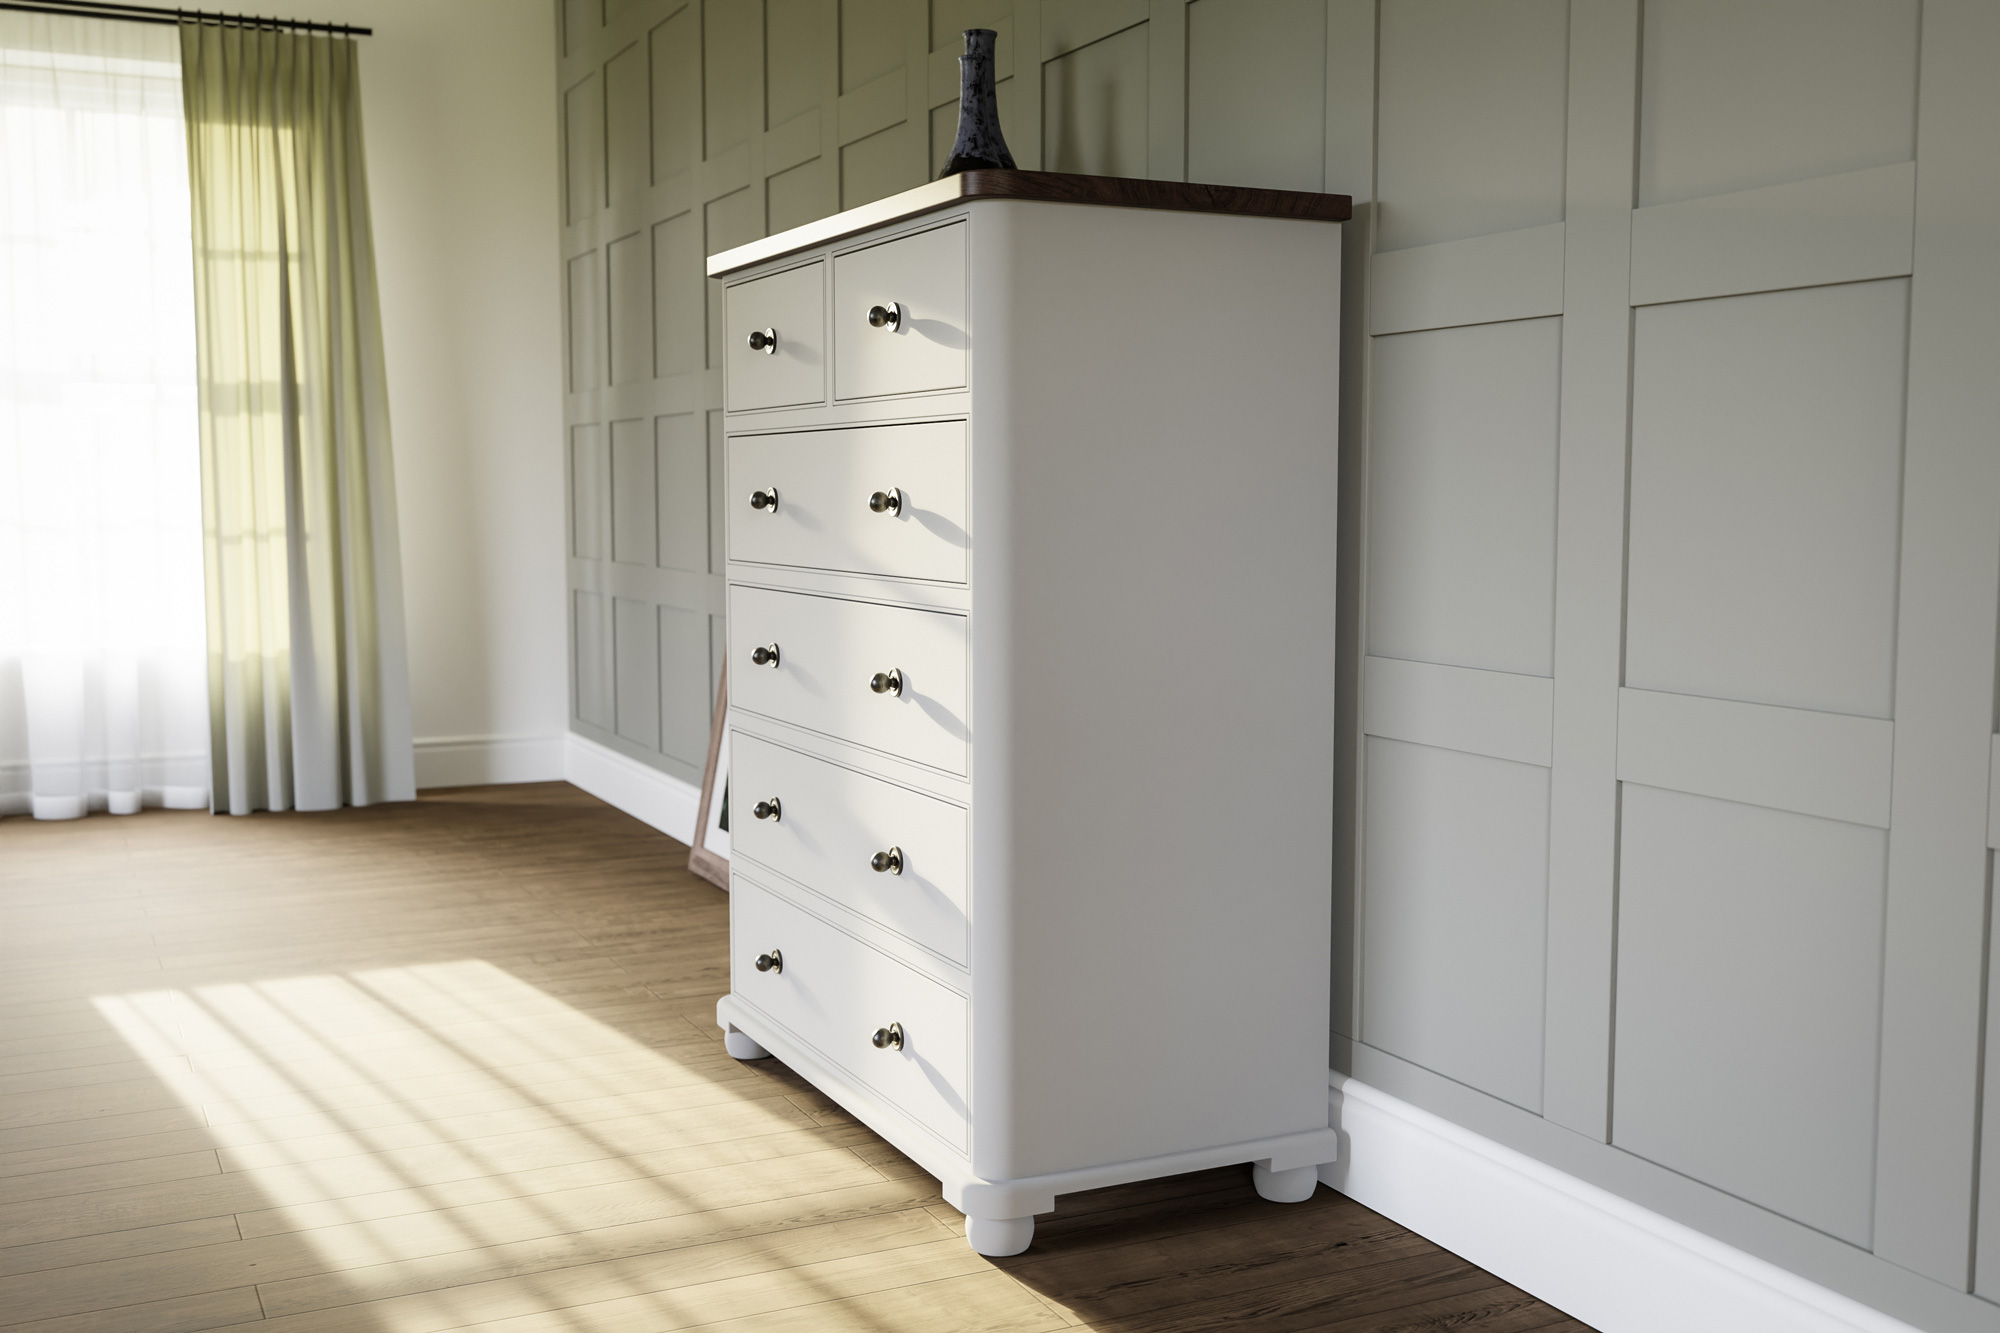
<box><xmin>938</xmin><ymin>28</ymin><xmax>1015</xmax><ymax>177</ymax></box>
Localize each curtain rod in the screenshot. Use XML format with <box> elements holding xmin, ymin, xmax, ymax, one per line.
<box><xmin>0</xmin><ymin>0</ymin><xmax>369</xmax><ymax>36</ymax></box>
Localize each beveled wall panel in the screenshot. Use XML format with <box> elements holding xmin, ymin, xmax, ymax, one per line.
<box><xmin>573</xmin><ymin>590</ymin><xmax>610</xmax><ymax>729</ymax></box>
<box><xmin>843</xmin><ymin>0</ymin><xmax>906</xmax><ymax>93</ymax></box>
<box><xmin>767</xmin><ymin>0</ymin><xmax>823</xmax><ymax>128</ymax></box>
<box><xmin>768</xmin><ymin>159</ymin><xmax>826</xmax><ymax>233</ymax></box>
<box><xmin>609</xmin><ymin>418</ymin><xmax>654</xmax><ymax>566</ymax></box>
<box><xmin>649</xmin><ymin>8</ymin><xmax>697</xmax><ymax>184</ymax></box>
<box><xmin>562</xmin><ymin>73</ymin><xmax>601</xmax><ymax>224</ymax></box>
<box><xmin>1626</xmin><ymin>279</ymin><xmax>1908</xmax><ymax>719</ymax></box>
<box><xmin>603</xmin><ymin>42</ymin><xmax>648</xmax><ymax>202</ymax></box>
<box><xmin>1373</xmin><ymin>0</ymin><xmax>1568</xmax><ymax>252</ymax></box>
<box><xmin>659</xmin><ymin>604</ymin><xmax>713</xmax><ymax>767</ymax></box>
<box><xmin>1361</xmin><ymin>736</ymin><xmax>1549</xmax><ymax>1114</ymax></box>
<box><xmin>702</xmin><ymin>0</ymin><xmax>758</xmax><ymax>159</ymax></box>
<box><xmin>1366</xmin><ymin>317</ymin><xmax>1560</xmax><ymax>678</ymax></box>
<box><xmin>606</xmin><ymin>232</ymin><xmax>650</xmax><ymax>385</ymax></box>
<box><xmin>1636</xmin><ymin>0</ymin><xmax>1918</xmax><ymax>208</ymax></box>
<box><xmin>565</xmin><ymin>251</ymin><xmax>601</xmax><ymax>391</ymax></box>
<box><xmin>561</xmin><ymin>0</ymin><xmax>593</xmax><ymax>58</ymax></box>
<box><xmin>655</xmin><ymin>413</ymin><xmax>707</xmax><ymax>574</ymax></box>
<box><xmin>1041</xmin><ymin>23</ymin><xmax>1147</xmax><ymax>178</ymax></box>
<box><xmin>1185</xmin><ymin>0</ymin><xmax>1323</xmax><ymax>193</ymax></box>
<box><xmin>652</xmin><ymin>214</ymin><xmax>701</xmax><ymax>378</ymax></box>
<box><xmin>1614</xmin><ymin>783</ymin><xmax>1887</xmax><ymax>1245</ymax></box>
<box><xmin>568</xmin><ymin>424</ymin><xmax>604</xmax><ymax>560</ymax></box>
<box><xmin>613</xmin><ymin>596</ymin><xmax>660</xmax><ymax>747</ymax></box>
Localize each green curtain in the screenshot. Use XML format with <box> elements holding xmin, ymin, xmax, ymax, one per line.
<box><xmin>179</xmin><ymin>22</ymin><xmax>412</xmax><ymax>814</ymax></box>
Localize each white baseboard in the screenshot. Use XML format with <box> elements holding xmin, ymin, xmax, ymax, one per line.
<box><xmin>563</xmin><ymin>732</ymin><xmax>700</xmax><ymax>843</ymax></box>
<box><xmin>1324</xmin><ymin>1076</ymin><xmax>1921</xmax><ymax>1333</ymax></box>
<box><xmin>413</xmin><ymin>734</ymin><xmax>567</xmax><ymax>789</ymax></box>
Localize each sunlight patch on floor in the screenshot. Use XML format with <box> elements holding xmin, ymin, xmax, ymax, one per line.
<box><xmin>86</xmin><ymin>960</ymin><xmax>922</xmax><ymax>1331</ymax></box>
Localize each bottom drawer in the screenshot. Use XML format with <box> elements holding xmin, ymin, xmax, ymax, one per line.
<box><xmin>732</xmin><ymin>877</ymin><xmax>968</xmax><ymax>1148</ymax></box>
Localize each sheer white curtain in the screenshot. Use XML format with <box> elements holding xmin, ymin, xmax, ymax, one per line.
<box><xmin>0</xmin><ymin>13</ymin><xmax>208</xmax><ymax>819</ymax></box>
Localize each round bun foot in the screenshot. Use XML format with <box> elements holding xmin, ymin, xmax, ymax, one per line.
<box><xmin>1252</xmin><ymin>1162</ymin><xmax>1319</xmax><ymax>1204</ymax></box>
<box><xmin>724</xmin><ymin>1029</ymin><xmax>770</xmax><ymax>1060</ymax></box>
<box><xmin>966</xmin><ymin>1215</ymin><xmax>1034</xmax><ymax>1257</ymax></box>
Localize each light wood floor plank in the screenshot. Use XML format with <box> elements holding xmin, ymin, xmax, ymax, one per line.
<box><xmin>212</xmin><ymin>1088</ymin><xmax>816</xmax><ymax>1175</ymax></box>
<box><xmin>0</xmin><ymin>1073</ymin><xmax>814</xmax><ymax>1183</ymax></box>
<box><xmin>0</xmin><ymin>1148</ymin><xmax>221</xmax><ymax>1206</ymax></box>
<box><xmin>3</xmin><ymin>1285</ymin><xmax>265</xmax><ymax>1333</ymax></box>
<box><xmin>0</xmin><ymin>1214</ymin><xmax>242</xmax><ymax>1281</ymax></box>
<box><xmin>0</xmin><ymin>1096</ymin><xmax>212</xmax><ymax>1160</ymax></box>
<box><xmin>249</xmin><ymin>1208</ymin><xmax>955</xmax><ymax>1333</ymax></box>
<box><xmin>418</xmin><ymin>1235</ymin><xmax>996</xmax><ymax>1333</ymax></box>
<box><xmin>194</xmin><ymin>1045</ymin><xmax>764</xmax><ymax>1129</ymax></box>
<box><xmin>232</xmin><ymin>1123</ymin><xmax>881</xmax><ymax>1240</ymax></box>
<box><xmin>678</xmin><ymin>1270</ymin><xmax>1069</xmax><ymax>1333</ymax></box>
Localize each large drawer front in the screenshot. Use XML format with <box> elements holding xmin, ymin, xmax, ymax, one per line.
<box><xmin>732</xmin><ymin>732</ymin><xmax>968</xmax><ymax>964</ymax></box>
<box><xmin>730</xmin><ymin>586</ymin><xmax>969</xmax><ymax>775</ymax></box>
<box><xmin>732</xmin><ymin>877</ymin><xmax>968</xmax><ymax>1148</ymax></box>
<box><xmin>834</xmin><ymin>223</ymin><xmax>967</xmax><ymax>401</ymax></box>
<box><xmin>725</xmin><ymin>261</ymin><xmax>825</xmax><ymax>411</ymax></box>
<box><xmin>728</xmin><ymin>422</ymin><xmax>968</xmax><ymax>582</ymax></box>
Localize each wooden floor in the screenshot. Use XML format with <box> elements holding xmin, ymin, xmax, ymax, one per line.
<box><xmin>0</xmin><ymin>782</ymin><xmax>1592</xmax><ymax>1333</ymax></box>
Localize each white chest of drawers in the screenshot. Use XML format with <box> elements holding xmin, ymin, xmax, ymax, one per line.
<box><xmin>708</xmin><ymin>170</ymin><xmax>1348</xmax><ymax>1256</ymax></box>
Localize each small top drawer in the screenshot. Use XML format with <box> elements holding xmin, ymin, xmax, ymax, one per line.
<box><xmin>726</xmin><ymin>261</ymin><xmax>825</xmax><ymax>411</ymax></box>
<box><xmin>728</xmin><ymin>422</ymin><xmax>969</xmax><ymax>582</ymax></box>
<box><xmin>834</xmin><ymin>223</ymin><xmax>967</xmax><ymax>401</ymax></box>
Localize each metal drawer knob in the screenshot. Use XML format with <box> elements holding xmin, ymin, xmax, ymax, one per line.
<box><xmin>751</xmin><ymin>643</ymin><xmax>780</xmax><ymax>667</ymax></box>
<box><xmin>871</xmin><ymin>846</ymin><xmax>903</xmax><ymax>875</ymax></box>
<box><xmin>867</xmin><ymin>302</ymin><xmax>902</xmax><ymax>331</ymax></box>
<box><xmin>749</xmin><ymin>487</ymin><xmax>779</xmax><ymax>512</ymax></box>
<box><xmin>753</xmin><ymin>797</ymin><xmax>781</xmax><ymax>821</ymax></box>
<box><xmin>869</xmin><ymin>668</ymin><xmax>903</xmax><ymax>696</ymax></box>
<box><xmin>868</xmin><ymin>488</ymin><xmax>902</xmax><ymax>515</ymax></box>
<box><xmin>747</xmin><ymin>327</ymin><xmax>777</xmax><ymax>353</ymax></box>
<box><xmin>754</xmin><ymin>948</ymin><xmax>782</xmax><ymax>973</ymax></box>
<box><xmin>871</xmin><ymin>1022</ymin><xmax>904</xmax><ymax>1050</ymax></box>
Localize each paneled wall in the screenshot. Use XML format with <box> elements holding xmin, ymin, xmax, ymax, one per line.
<box><xmin>556</xmin><ymin>0</ymin><xmax>1353</xmax><ymax>780</ymax></box>
<box><xmin>558</xmin><ymin>4</ymin><xmax>2000</xmax><ymax>1328</ymax></box>
<box><xmin>1350</xmin><ymin>2</ymin><xmax>2000</xmax><ymax>1326</ymax></box>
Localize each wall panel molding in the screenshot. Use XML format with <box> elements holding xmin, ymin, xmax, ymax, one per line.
<box><xmin>1616</xmin><ymin>689</ymin><xmax>1893</xmax><ymax>829</ymax></box>
<box><xmin>1041</xmin><ymin>0</ymin><xmax>1147</xmax><ymax>61</ymax></box>
<box><xmin>837</xmin><ymin>66</ymin><xmax>908</xmax><ymax>146</ymax></box>
<box><xmin>1363</xmin><ymin>656</ymin><xmax>1553</xmax><ymax>768</ymax></box>
<box><xmin>764</xmin><ymin>108</ymin><xmax>823</xmax><ymax>174</ymax></box>
<box><xmin>1887</xmin><ymin>0</ymin><xmax>2000</xmax><ymax>1288</ymax></box>
<box><xmin>1540</xmin><ymin>0</ymin><xmax>1638</xmax><ymax>1141</ymax></box>
<box><xmin>1325</xmin><ymin>0</ymin><xmax>1376</xmax><ymax>1053</ymax></box>
<box><xmin>1987</xmin><ymin>734</ymin><xmax>1999</xmax><ymax>851</ymax></box>
<box><xmin>1369</xmin><ymin>221</ymin><xmax>1564</xmax><ymax>335</ymax></box>
<box><xmin>1631</xmin><ymin>161</ymin><xmax>1916</xmax><ymax>307</ymax></box>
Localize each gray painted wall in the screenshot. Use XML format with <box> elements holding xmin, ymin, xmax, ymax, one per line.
<box><xmin>558</xmin><ymin>3</ymin><xmax>2000</xmax><ymax>1329</ymax></box>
